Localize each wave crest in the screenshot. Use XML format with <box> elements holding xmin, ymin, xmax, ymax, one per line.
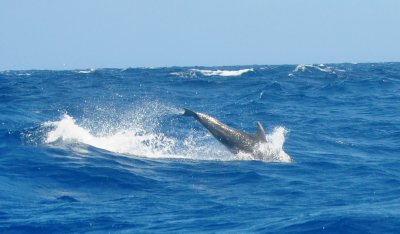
<box><xmin>171</xmin><ymin>68</ymin><xmax>253</xmax><ymax>78</ymax></box>
<box><xmin>288</xmin><ymin>64</ymin><xmax>346</xmax><ymax>77</ymax></box>
<box><xmin>76</xmin><ymin>68</ymin><xmax>96</xmax><ymax>74</ymax></box>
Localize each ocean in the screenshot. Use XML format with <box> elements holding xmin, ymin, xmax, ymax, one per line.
<box><xmin>0</xmin><ymin>63</ymin><xmax>399</xmax><ymax>233</ymax></box>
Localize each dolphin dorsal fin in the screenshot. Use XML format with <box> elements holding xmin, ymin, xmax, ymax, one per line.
<box><xmin>256</xmin><ymin>122</ymin><xmax>267</xmax><ymax>141</ymax></box>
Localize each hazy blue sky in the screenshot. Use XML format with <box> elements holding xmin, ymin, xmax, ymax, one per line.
<box><xmin>1</xmin><ymin>0</ymin><xmax>399</xmax><ymax>70</ymax></box>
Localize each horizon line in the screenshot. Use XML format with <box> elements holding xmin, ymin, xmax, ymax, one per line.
<box><xmin>1</xmin><ymin>61</ymin><xmax>399</xmax><ymax>72</ymax></box>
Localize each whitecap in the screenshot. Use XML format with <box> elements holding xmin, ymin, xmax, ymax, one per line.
<box><xmin>76</xmin><ymin>68</ymin><xmax>96</xmax><ymax>74</ymax></box>
<box><xmin>289</xmin><ymin>64</ymin><xmax>346</xmax><ymax>77</ymax></box>
<box><xmin>171</xmin><ymin>68</ymin><xmax>254</xmax><ymax>78</ymax></box>
<box><xmin>170</xmin><ymin>71</ymin><xmax>197</xmax><ymax>78</ymax></box>
<box><xmin>16</xmin><ymin>72</ymin><xmax>31</xmax><ymax>76</ymax></box>
<box><xmin>191</xmin><ymin>68</ymin><xmax>253</xmax><ymax>77</ymax></box>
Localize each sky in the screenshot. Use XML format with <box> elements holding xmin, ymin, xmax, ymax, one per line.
<box><xmin>1</xmin><ymin>0</ymin><xmax>400</xmax><ymax>70</ymax></box>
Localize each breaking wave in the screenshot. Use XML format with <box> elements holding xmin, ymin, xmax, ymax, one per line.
<box><xmin>76</xmin><ymin>68</ymin><xmax>96</xmax><ymax>74</ymax></box>
<box><xmin>171</xmin><ymin>68</ymin><xmax>253</xmax><ymax>78</ymax></box>
<box><xmin>288</xmin><ymin>64</ymin><xmax>346</xmax><ymax>77</ymax></box>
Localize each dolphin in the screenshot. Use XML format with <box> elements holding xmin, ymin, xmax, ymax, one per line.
<box><xmin>183</xmin><ymin>108</ymin><xmax>268</xmax><ymax>159</ymax></box>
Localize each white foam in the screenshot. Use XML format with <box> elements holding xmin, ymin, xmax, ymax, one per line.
<box><xmin>16</xmin><ymin>72</ymin><xmax>31</xmax><ymax>76</ymax></box>
<box><xmin>42</xmin><ymin>110</ymin><xmax>291</xmax><ymax>162</ymax></box>
<box><xmin>44</xmin><ymin>114</ymin><xmax>184</xmax><ymax>159</ymax></box>
<box><xmin>233</xmin><ymin>127</ymin><xmax>291</xmax><ymax>163</ymax></box>
<box><xmin>294</xmin><ymin>64</ymin><xmax>331</xmax><ymax>73</ymax></box>
<box><xmin>293</xmin><ymin>64</ymin><xmax>308</xmax><ymax>73</ymax></box>
<box><xmin>289</xmin><ymin>64</ymin><xmax>345</xmax><ymax>77</ymax></box>
<box><xmin>171</xmin><ymin>68</ymin><xmax>253</xmax><ymax>78</ymax></box>
<box><xmin>170</xmin><ymin>71</ymin><xmax>198</xmax><ymax>78</ymax></box>
<box><xmin>77</xmin><ymin>68</ymin><xmax>96</xmax><ymax>74</ymax></box>
<box><xmin>191</xmin><ymin>68</ymin><xmax>253</xmax><ymax>77</ymax></box>
<box><xmin>261</xmin><ymin>126</ymin><xmax>292</xmax><ymax>162</ymax></box>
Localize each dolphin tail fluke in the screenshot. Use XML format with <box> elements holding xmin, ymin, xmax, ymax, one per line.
<box><xmin>183</xmin><ymin>108</ymin><xmax>197</xmax><ymax>117</ymax></box>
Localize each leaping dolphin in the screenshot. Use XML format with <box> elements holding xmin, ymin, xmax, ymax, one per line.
<box><xmin>183</xmin><ymin>108</ymin><xmax>269</xmax><ymax>159</ymax></box>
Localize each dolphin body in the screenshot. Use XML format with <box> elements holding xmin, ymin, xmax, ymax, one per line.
<box><xmin>183</xmin><ymin>108</ymin><xmax>268</xmax><ymax>159</ymax></box>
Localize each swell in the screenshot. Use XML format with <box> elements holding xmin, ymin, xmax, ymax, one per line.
<box><xmin>1</xmin><ymin>63</ymin><xmax>400</xmax><ymax>233</ymax></box>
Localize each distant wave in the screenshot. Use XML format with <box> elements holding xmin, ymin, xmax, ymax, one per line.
<box><xmin>16</xmin><ymin>72</ymin><xmax>32</xmax><ymax>76</ymax></box>
<box><xmin>76</xmin><ymin>68</ymin><xmax>96</xmax><ymax>74</ymax></box>
<box><xmin>191</xmin><ymin>68</ymin><xmax>254</xmax><ymax>76</ymax></box>
<box><xmin>171</xmin><ymin>68</ymin><xmax>253</xmax><ymax>78</ymax></box>
<box><xmin>288</xmin><ymin>64</ymin><xmax>346</xmax><ymax>77</ymax></box>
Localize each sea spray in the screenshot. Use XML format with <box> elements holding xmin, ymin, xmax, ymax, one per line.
<box><xmin>42</xmin><ymin>111</ymin><xmax>291</xmax><ymax>162</ymax></box>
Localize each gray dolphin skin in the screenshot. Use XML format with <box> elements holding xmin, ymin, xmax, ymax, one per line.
<box><xmin>183</xmin><ymin>108</ymin><xmax>267</xmax><ymax>157</ymax></box>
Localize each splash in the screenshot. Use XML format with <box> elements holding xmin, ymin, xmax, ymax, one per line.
<box><xmin>258</xmin><ymin>126</ymin><xmax>292</xmax><ymax>162</ymax></box>
<box><xmin>41</xmin><ymin>107</ymin><xmax>291</xmax><ymax>162</ymax></box>
<box><xmin>233</xmin><ymin>127</ymin><xmax>291</xmax><ymax>163</ymax></box>
<box><xmin>43</xmin><ymin>114</ymin><xmax>182</xmax><ymax>159</ymax></box>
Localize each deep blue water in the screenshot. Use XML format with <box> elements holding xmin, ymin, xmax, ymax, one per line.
<box><xmin>1</xmin><ymin>63</ymin><xmax>399</xmax><ymax>233</ymax></box>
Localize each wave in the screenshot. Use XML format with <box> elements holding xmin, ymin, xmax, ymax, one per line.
<box><xmin>191</xmin><ymin>68</ymin><xmax>254</xmax><ymax>77</ymax></box>
<box><xmin>16</xmin><ymin>72</ymin><xmax>32</xmax><ymax>76</ymax></box>
<box><xmin>37</xmin><ymin>106</ymin><xmax>290</xmax><ymax>162</ymax></box>
<box><xmin>171</xmin><ymin>68</ymin><xmax>253</xmax><ymax>78</ymax></box>
<box><xmin>76</xmin><ymin>68</ymin><xmax>96</xmax><ymax>74</ymax></box>
<box><xmin>288</xmin><ymin>64</ymin><xmax>346</xmax><ymax>77</ymax></box>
